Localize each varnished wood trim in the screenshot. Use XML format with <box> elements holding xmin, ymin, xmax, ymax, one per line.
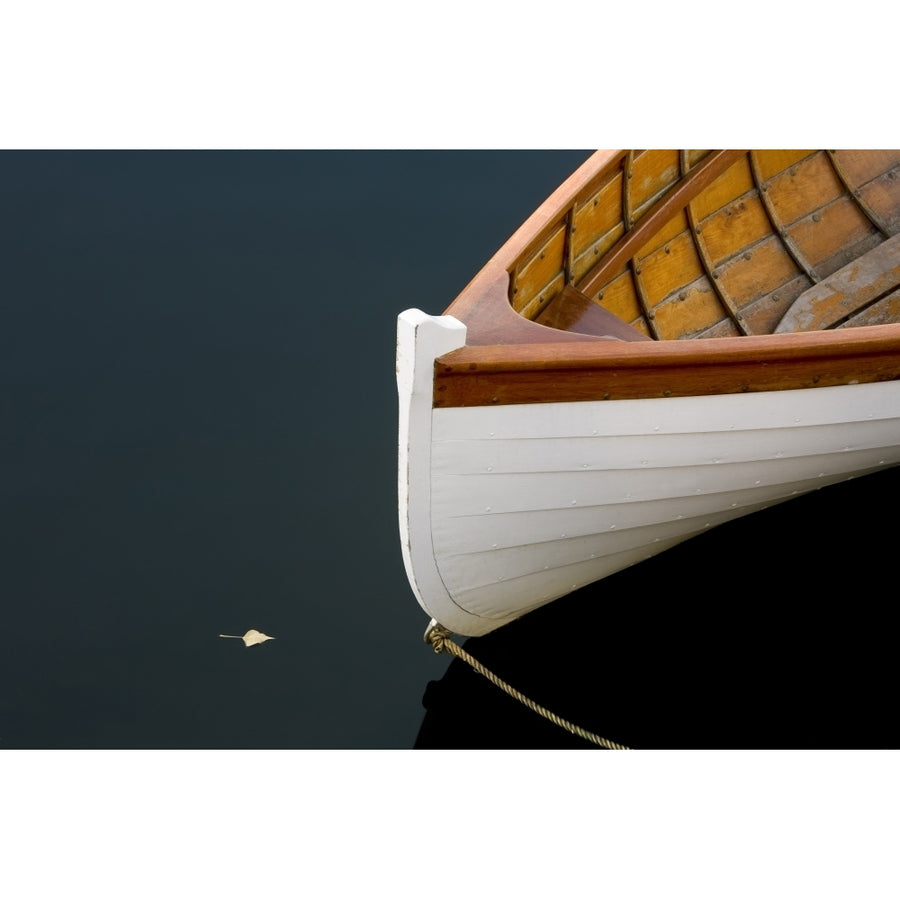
<box><xmin>534</xmin><ymin>284</ymin><xmax>652</xmax><ymax>340</ymax></box>
<box><xmin>432</xmin><ymin>324</ymin><xmax>900</xmax><ymax>406</ymax></box>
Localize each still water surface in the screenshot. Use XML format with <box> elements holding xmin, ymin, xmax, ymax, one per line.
<box><xmin>1</xmin><ymin>149</ymin><xmax>591</xmax><ymax>748</ymax></box>
<box><xmin>4</xmin><ymin>149</ymin><xmax>899</xmax><ymax>750</ymax></box>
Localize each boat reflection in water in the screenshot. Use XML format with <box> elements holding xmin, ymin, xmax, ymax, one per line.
<box><xmin>414</xmin><ymin>463</ymin><xmax>900</xmax><ymax>749</ymax></box>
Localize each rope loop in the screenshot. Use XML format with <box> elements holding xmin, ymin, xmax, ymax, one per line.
<box><xmin>422</xmin><ymin>618</ymin><xmax>630</xmax><ymax>750</ymax></box>
<box><xmin>424</xmin><ymin>620</ymin><xmax>451</xmax><ymax>654</ymax></box>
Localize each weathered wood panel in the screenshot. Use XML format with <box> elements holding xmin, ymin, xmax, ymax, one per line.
<box><xmin>765</xmin><ymin>151</ymin><xmax>843</xmax><ymax>226</ymax></box>
<box><xmin>775</xmin><ymin>233</ymin><xmax>900</xmax><ymax>332</ymax></box>
<box><xmin>832</xmin><ymin>149</ymin><xmax>900</xmax><ymax>187</ymax></box>
<box><xmin>753</xmin><ymin>149</ymin><xmax>817</xmax><ymax>182</ymax></box>
<box><xmin>571</xmin><ymin>171</ymin><xmax>624</xmax><ymax>260</ymax></box>
<box><xmin>637</xmin><ymin>208</ymin><xmax>690</xmax><ymax>260</ymax></box>
<box><xmin>512</xmin><ymin>223</ymin><xmax>567</xmax><ymax>312</ymax></box>
<box><xmin>653</xmin><ymin>280</ymin><xmax>725</xmax><ymax>340</ymax></box>
<box><xmin>738</xmin><ymin>274</ymin><xmax>811</xmax><ymax>335</ymax></box>
<box><xmin>697</xmin><ymin>192</ymin><xmax>772</xmax><ymax>268</ymax></box>
<box><xmin>639</xmin><ymin>229</ymin><xmax>705</xmax><ymax>306</ymax></box>
<box><xmin>691</xmin><ymin>154</ymin><xmax>754</xmax><ymax>221</ymax></box>
<box><xmin>788</xmin><ymin>196</ymin><xmax>874</xmax><ymax>271</ymax></box>
<box><xmin>571</xmin><ymin>221</ymin><xmax>625</xmax><ymax>284</ymax></box>
<box><xmin>629</xmin><ymin>150</ymin><xmax>681</xmax><ymax>222</ymax></box>
<box><xmin>858</xmin><ymin>169</ymin><xmax>900</xmax><ymax>234</ymax></box>
<box><xmin>595</xmin><ymin>270</ymin><xmax>643</xmax><ymax>327</ymax></box>
<box><xmin>716</xmin><ymin>234</ymin><xmax>800</xmax><ymax>306</ymax></box>
<box><xmin>841</xmin><ymin>288</ymin><xmax>900</xmax><ymax>328</ymax></box>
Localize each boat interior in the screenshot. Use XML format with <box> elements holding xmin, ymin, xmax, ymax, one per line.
<box><xmin>509</xmin><ymin>150</ymin><xmax>900</xmax><ymax>341</ymax></box>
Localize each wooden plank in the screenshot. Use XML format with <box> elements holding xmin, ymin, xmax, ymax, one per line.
<box><xmin>831</xmin><ymin>150</ymin><xmax>900</xmax><ymax>188</ymax></box>
<box><xmin>787</xmin><ymin>195</ymin><xmax>874</xmax><ymax>271</ymax></box>
<box><xmin>637</xmin><ymin>208</ymin><xmax>690</xmax><ymax>261</ymax></box>
<box><xmin>738</xmin><ymin>274</ymin><xmax>811</xmax><ymax>335</ymax></box>
<box><xmin>512</xmin><ymin>223</ymin><xmax>567</xmax><ymax>312</ymax></box>
<box><xmin>753</xmin><ymin>150</ymin><xmax>817</xmax><ymax>182</ymax></box>
<box><xmin>857</xmin><ymin>168</ymin><xmax>900</xmax><ymax>235</ymax></box>
<box><xmin>716</xmin><ymin>234</ymin><xmax>800</xmax><ymax>306</ymax></box>
<box><xmin>595</xmin><ymin>270</ymin><xmax>643</xmax><ymax>326</ymax></box>
<box><xmin>571</xmin><ymin>221</ymin><xmax>626</xmax><ymax>283</ymax></box>
<box><xmin>629</xmin><ymin>150</ymin><xmax>681</xmax><ymax>222</ymax></box>
<box><xmin>775</xmin><ymin>233</ymin><xmax>900</xmax><ymax>332</ymax></box>
<box><xmin>696</xmin><ymin>191</ymin><xmax>773</xmax><ymax>268</ymax></box>
<box><xmin>639</xmin><ymin>229</ymin><xmax>705</xmax><ymax>306</ymax></box>
<box><xmin>690</xmin><ymin>154</ymin><xmax>755</xmax><ymax>221</ymax></box>
<box><xmin>764</xmin><ymin>151</ymin><xmax>843</xmax><ymax>227</ymax></box>
<box><xmin>653</xmin><ymin>280</ymin><xmax>728</xmax><ymax>340</ymax></box>
<box><xmin>815</xmin><ymin>233</ymin><xmax>883</xmax><ymax>281</ymax></box>
<box><xmin>571</xmin><ymin>171</ymin><xmax>624</xmax><ymax>260</ymax></box>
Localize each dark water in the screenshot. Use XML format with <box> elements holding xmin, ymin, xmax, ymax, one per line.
<box><xmin>0</xmin><ymin>149</ymin><xmax>593</xmax><ymax>749</ymax></box>
<box><xmin>4</xmin><ymin>149</ymin><xmax>900</xmax><ymax>752</ymax></box>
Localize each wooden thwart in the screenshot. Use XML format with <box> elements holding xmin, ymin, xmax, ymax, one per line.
<box><xmin>775</xmin><ymin>233</ymin><xmax>900</xmax><ymax>333</ymax></box>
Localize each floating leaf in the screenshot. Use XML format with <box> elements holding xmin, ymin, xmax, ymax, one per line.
<box><xmin>219</xmin><ymin>629</ymin><xmax>275</xmax><ymax>647</ymax></box>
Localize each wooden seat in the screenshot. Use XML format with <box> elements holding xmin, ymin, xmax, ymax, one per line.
<box><xmin>534</xmin><ymin>284</ymin><xmax>652</xmax><ymax>341</ymax></box>
<box><xmin>775</xmin><ymin>232</ymin><xmax>900</xmax><ymax>333</ymax></box>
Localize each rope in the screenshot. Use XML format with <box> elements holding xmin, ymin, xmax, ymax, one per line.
<box><xmin>424</xmin><ymin>620</ymin><xmax>630</xmax><ymax>750</ymax></box>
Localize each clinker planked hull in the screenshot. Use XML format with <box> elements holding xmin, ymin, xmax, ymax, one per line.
<box><xmin>398</xmin><ymin>151</ymin><xmax>900</xmax><ymax>636</ymax></box>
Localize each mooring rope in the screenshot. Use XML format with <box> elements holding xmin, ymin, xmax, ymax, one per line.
<box><xmin>424</xmin><ymin>620</ymin><xmax>630</xmax><ymax>750</ymax></box>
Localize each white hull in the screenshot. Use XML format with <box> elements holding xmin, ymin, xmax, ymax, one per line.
<box><xmin>398</xmin><ymin>310</ymin><xmax>900</xmax><ymax>636</ymax></box>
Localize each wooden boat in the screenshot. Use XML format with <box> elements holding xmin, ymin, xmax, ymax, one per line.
<box><xmin>397</xmin><ymin>150</ymin><xmax>900</xmax><ymax>637</ymax></box>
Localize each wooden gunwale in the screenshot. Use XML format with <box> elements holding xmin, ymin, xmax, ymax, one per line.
<box><xmin>439</xmin><ymin>150</ymin><xmax>900</xmax><ymax>407</ymax></box>
<box><xmin>433</xmin><ymin>324</ymin><xmax>900</xmax><ymax>406</ymax></box>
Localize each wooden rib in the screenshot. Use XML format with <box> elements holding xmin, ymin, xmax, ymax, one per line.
<box><xmin>825</xmin><ymin>150</ymin><xmax>893</xmax><ymax>238</ymax></box>
<box><xmin>622</xmin><ymin>151</ymin><xmax>635</xmax><ymax>229</ymax></box>
<box><xmin>680</xmin><ymin>150</ymin><xmax>750</xmax><ymax>336</ymax></box>
<box><xmin>622</xmin><ymin>152</ymin><xmax>660</xmax><ymax>339</ymax></box>
<box><xmin>563</xmin><ymin>205</ymin><xmax>576</xmax><ymax>285</ymax></box>
<box><xmin>749</xmin><ymin>150</ymin><xmax>820</xmax><ymax>283</ymax></box>
<box><xmin>630</xmin><ymin>257</ymin><xmax>659</xmax><ymax>339</ymax></box>
<box><xmin>576</xmin><ymin>150</ymin><xmax>747</xmax><ymax>301</ymax></box>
